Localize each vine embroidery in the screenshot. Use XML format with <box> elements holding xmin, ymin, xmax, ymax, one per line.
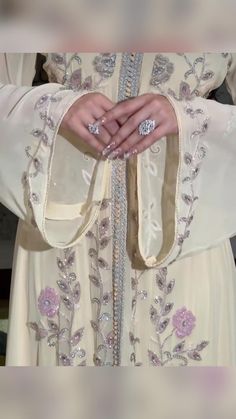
<box><xmin>148</xmin><ymin>267</ymin><xmax>209</xmax><ymax>366</ymax></box>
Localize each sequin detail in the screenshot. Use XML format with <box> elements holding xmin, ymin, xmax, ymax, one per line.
<box><xmin>111</xmin><ymin>53</ymin><xmax>143</xmax><ymax>366</ymax></box>
<box><xmin>148</xmin><ymin>267</ymin><xmax>209</xmax><ymax>366</ymax></box>
<box><xmin>93</xmin><ymin>53</ymin><xmax>117</xmax><ymax>78</ymax></box>
<box><xmin>86</xmin><ymin>199</ymin><xmax>113</xmax><ymax>366</ymax></box>
<box><xmin>28</xmin><ymin>248</ymin><xmax>86</xmax><ymax>366</ymax></box>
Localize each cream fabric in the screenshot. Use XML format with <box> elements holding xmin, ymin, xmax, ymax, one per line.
<box><xmin>0</xmin><ymin>53</ymin><xmax>236</xmax><ymax>366</ymax></box>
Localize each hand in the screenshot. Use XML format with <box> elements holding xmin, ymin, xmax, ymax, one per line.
<box><xmin>100</xmin><ymin>94</ymin><xmax>178</xmax><ymax>159</ymax></box>
<box><xmin>60</xmin><ymin>92</ymin><xmax>120</xmax><ymax>156</ymax></box>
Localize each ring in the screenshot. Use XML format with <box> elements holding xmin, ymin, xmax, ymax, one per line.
<box><xmin>88</xmin><ymin>121</ymin><xmax>100</xmax><ymax>135</ymax></box>
<box><xmin>138</xmin><ymin>119</ymin><xmax>156</xmax><ymax>136</ymax></box>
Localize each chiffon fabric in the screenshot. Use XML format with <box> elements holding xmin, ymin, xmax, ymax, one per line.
<box><xmin>1</xmin><ymin>53</ymin><xmax>236</xmax><ymax>366</ymax></box>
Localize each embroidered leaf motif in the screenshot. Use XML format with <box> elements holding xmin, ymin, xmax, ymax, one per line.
<box><xmin>47</xmin><ymin>320</ymin><xmax>59</xmax><ymax>332</ymax></box>
<box><xmin>182</xmin><ymin>176</ymin><xmax>191</xmax><ymax>184</ymax></box>
<box><xmin>57</xmin><ymin>258</ymin><xmax>66</xmax><ymax>272</ymax></box>
<box><xmin>28</xmin><ymin>322</ymin><xmax>48</xmax><ymax>341</ymax></box>
<box><xmin>163</xmin><ymin>302</ymin><xmax>174</xmax><ymax>316</ymax></box>
<box><xmin>172</xmin><ymin>354</ymin><xmax>188</xmax><ymax>366</ymax></box>
<box><xmin>69</xmin><ymin>69</ymin><xmax>82</xmax><ymax>89</ymax></box>
<box><xmin>90</xmin><ymin>320</ymin><xmax>99</xmax><ymax>332</ymax></box>
<box><xmin>88</xmin><ymin>248</ymin><xmax>97</xmax><ymax>258</ymax></box>
<box><xmin>99</xmin><ymin>236</ymin><xmax>111</xmax><ymax>250</ymax></box>
<box><xmin>86</xmin><ymin>230</ymin><xmax>95</xmax><ymax>239</ymax></box>
<box><xmin>99</xmin><ymin>217</ymin><xmax>110</xmax><ymax>236</ymax></box>
<box><xmin>192</xmin><ymin>166</ymin><xmax>200</xmax><ymax>179</ymax></box>
<box><xmin>89</xmin><ymin>275</ymin><xmax>100</xmax><ymax>287</ymax></box>
<box><xmin>184</xmin><ymin>68</ymin><xmax>194</xmax><ymax>79</ymax></box>
<box><xmin>187</xmin><ymin>350</ymin><xmax>202</xmax><ymax>361</ymax></box>
<box><xmin>66</xmin><ymin>251</ymin><xmax>75</xmax><ymax>267</ymax></box>
<box><xmin>173</xmin><ymin>341</ymin><xmax>186</xmax><ymax>353</ymax></box>
<box><xmin>194</xmin><ymin>57</ymin><xmax>204</xmax><ymax>65</ymax></box>
<box><xmin>72</xmin><ymin>282</ymin><xmax>81</xmax><ymax>303</ymax></box>
<box><xmin>166</xmin><ymin>279</ymin><xmax>175</xmax><ymax>294</ymax></box>
<box><xmin>98</xmin><ymin>257</ymin><xmax>109</xmax><ymax>270</ymax></box>
<box><xmin>148</xmin><ymin>350</ymin><xmax>161</xmax><ymax>366</ymax></box>
<box><xmin>154</xmin><ymin>296</ymin><xmax>163</xmax><ymax>305</ymax></box>
<box><xmin>69</xmin><ymin>272</ymin><xmax>77</xmax><ymax>282</ymax></box>
<box><xmin>198</xmin><ymin>146</ymin><xmax>207</xmax><ymax>159</ymax></box>
<box><xmin>202</xmin><ymin>71</ymin><xmax>214</xmax><ymax>80</ymax></box>
<box><xmin>57</xmin><ymin>279</ymin><xmax>70</xmax><ymax>294</ymax></box>
<box><xmin>82</xmin><ymin>76</ymin><xmax>93</xmax><ymax>90</ymax></box>
<box><xmin>196</xmin><ymin>341</ymin><xmax>209</xmax><ymax>352</ymax></box>
<box><xmin>131</xmin><ymin>277</ymin><xmax>138</xmax><ymax>290</ymax></box>
<box><xmin>158</xmin><ymin>318</ymin><xmax>170</xmax><ymax>333</ymax></box>
<box><xmin>150</xmin><ymin>305</ymin><xmax>158</xmax><ymax>323</ymax></box>
<box><xmin>178</xmin><ymin>235</ymin><xmax>185</xmax><ymax>246</ymax></box>
<box><xmin>182</xmin><ymin>193</ymin><xmax>193</xmax><ymax>205</ymax></box>
<box><xmin>47</xmin><ymin>334</ymin><xmax>58</xmax><ymax>347</ymax></box>
<box><xmin>59</xmin><ymin>353</ymin><xmax>71</xmax><ymax>366</ymax></box>
<box><xmin>179</xmin><ymin>81</ymin><xmax>192</xmax><ymax>99</ymax></box>
<box><xmin>70</xmin><ymin>328</ymin><xmax>84</xmax><ymax>346</ymax></box>
<box><xmin>156</xmin><ymin>275</ymin><xmax>166</xmax><ymax>291</ymax></box>
<box><xmin>61</xmin><ymin>296</ymin><xmax>73</xmax><ymax>311</ymax></box>
<box><xmin>102</xmin><ymin>292</ymin><xmax>112</xmax><ymax>305</ymax></box>
<box><xmin>184</xmin><ymin>152</ymin><xmax>193</xmax><ymax>165</ymax></box>
<box><xmin>129</xmin><ymin>332</ymin><xmax>140</xmax><ymax>345</ymax></box>
<box><xmin>100</xmin><ymin>199</ymin><xmax>111</xmax><ymax>210</ymax></box>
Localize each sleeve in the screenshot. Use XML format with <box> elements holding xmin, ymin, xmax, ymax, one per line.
<box><xmin>0</xmin><ymin>53</ymin><xmax>109</xmax><ymax>248</ymax></box>
<box><xmin>136</xmin><ymin>54</ymin><xmax>236</xmax><ymax>268</ymax></box>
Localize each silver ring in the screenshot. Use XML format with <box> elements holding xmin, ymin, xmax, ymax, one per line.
<box><xmin>138</xmin><ymin>119</ymin><xmax>156</xmax><ymax>136</ymax></box>
<box><xmin>88</xmin><ymin>121</ymin><xmax>100</xmax><ymax>135</ymax></box>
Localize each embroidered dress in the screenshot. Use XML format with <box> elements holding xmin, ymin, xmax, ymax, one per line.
<box><xmin>1</xmin><ymin>53</ymin><xmax>236</xmax><ymax>366</ymax></box>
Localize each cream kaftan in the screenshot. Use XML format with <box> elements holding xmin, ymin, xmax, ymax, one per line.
<box><xmin>1</xmin><ymin>53</ymin><xmax>236</xmax><ymax>366</ymax></box>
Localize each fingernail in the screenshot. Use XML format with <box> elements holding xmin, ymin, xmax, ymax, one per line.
<box><xmin>107</xmin><ymin>148</ymin><xmax>122</xmax><ymax>160</ymax></box>
<box><xmin>102</xmin><ymin>141</ymin><xmax>116</xmax><ymax>156</ymax></box>
<box><xmin>123</xmin><ymin>149</ymin><xmax>138</xmax><ymax>160</ymax></box>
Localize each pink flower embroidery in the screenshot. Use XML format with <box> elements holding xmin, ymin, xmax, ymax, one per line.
<box><xmin>172</xmin><ymin>307</ymin><xmax>196</xmax><ymax>338</ymax></box>
<box><xmin>38</xmin><ymin>287</ymin><xmax>60</xmax><ymax>318</ymax></box>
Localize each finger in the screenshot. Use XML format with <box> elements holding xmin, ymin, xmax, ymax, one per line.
<box><xmin>79</xmin><ymin>125</ymin><xmax>105</xmax><ymax>156</ymax></box>
<box><xmin>107</xmin><ymin>104</ymin><xmax>155</xmax><ymax>154</ymax></box>
<box><xmin>123</xmin><ymin>124</ymin><xmax>167</xmax><ymax>158</ymax></box>
<box><xmin>100</xmin><ymin>95</ymin><xmax>148</xmax><ymax>124</ymax></box>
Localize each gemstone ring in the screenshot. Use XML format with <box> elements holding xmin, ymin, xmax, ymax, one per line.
<box><xmin>138</xmin><ymin>119</ymin><xmax>156</xmax><ymax>136</ymax></box>
<box><xmin>88</xmin><ymin>121</ymin><xmax>100</xmax><ymax>135</ymax></box>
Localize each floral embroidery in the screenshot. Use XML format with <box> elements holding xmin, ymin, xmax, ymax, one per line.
<box><xmin>168</xmin><ymin>54</ymin><xmax>214</xmax><ymax>100</ymax></box>
<box><xmin>148</xmin><ymin>267</ymin><xmax>209</xmax><ymax>366</ymax></box>
<box><xmin>150</xmin><ymin>54</ymin><xmax>215</xmax><ymax>101</ymax></box>
<box><xmin>129</xmin><ymin>270</ymin><xmax>147</xmax><ymax>367</ymax></box>
<box><xmin>172</xmin><ymin>307</ymin><xmax>196</xmax><ymax>338</ymax></box>
<box><xmin>93</xmin><ymin>53</ymin><xmax>117</xmax><ymax>78</ymax></box>
<box><xmin>86</xmin><ymin>198</ymin><xmax>113</xmax><ymax>366</ymax></box>
<box><xmin>28</xmin><ymin>247</ymin><xmax>86</xmax><ymax>366</ymax></box>
<box><xmin>150</xmin><ymin>54</ymin><xmax>174</xmax><ymax>87</ymax></box>
<box><xmin>38</xmin><ymin>287</ymin><xmax>60</xmax><ymax>318</ymax></box>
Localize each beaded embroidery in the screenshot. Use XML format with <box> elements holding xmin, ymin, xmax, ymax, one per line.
<box><xmin>28</xmin><ymin>247</ymin><xmax>86</xmax><ymax>366</ymax></box>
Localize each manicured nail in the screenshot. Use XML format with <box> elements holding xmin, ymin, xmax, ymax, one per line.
<box><xmin>102</xmin><ymin>141</ymin><xmax>116</xmax><ymax>156</ymax></box>
<box><xmin>107</xmin><ymin>148</ymin><xmax>122</xmax><ymax>160</ymax></box>
<box><xmin>123</xmin><ymin>149</ymin><xmax>138</xmax><ymax>160</ymax></box>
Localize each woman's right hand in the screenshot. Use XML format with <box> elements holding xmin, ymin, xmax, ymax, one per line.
<box><xmin>60</xmin><ymin>92</ymin><xmax>120</xmax><ymax>156</ymax></box>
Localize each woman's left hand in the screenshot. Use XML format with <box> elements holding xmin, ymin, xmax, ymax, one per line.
<box><xmin>100</xmin><ymin>94</ymin><xmax>178</xmax><ymax>159</ymax></box>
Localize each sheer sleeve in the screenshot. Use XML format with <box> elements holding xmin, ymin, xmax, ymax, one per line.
<box><xmin>0</xmin><ymin>53</ymin><xmax>109</xmax><ymax>248</ymax></box>
<box><xmin>137</xmin><ymin>54</ymin><xmax>236</xmax><ymax>267</ymax></box>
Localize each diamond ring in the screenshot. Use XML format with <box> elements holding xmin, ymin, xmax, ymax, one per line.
<box><xmin>138</xmin><ymin>119</ymin><xmax>156</xmax><ymax>136</ymax></box>
<box><xmin>88</xmin><ymin>121</ymin><xmax>100</xmax><ymax>135</ymax></box>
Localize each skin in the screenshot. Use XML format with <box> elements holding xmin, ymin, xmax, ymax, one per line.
<box><xmin>61</xmin><ymin>92</ymin><xmax>178</xmax><ymax>159</ymax></box>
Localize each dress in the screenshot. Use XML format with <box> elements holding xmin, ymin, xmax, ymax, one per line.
<box><xmin>1</xmin><ymin>53</ymin><xmax>236</xmax><ymax>366</ymax></box>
